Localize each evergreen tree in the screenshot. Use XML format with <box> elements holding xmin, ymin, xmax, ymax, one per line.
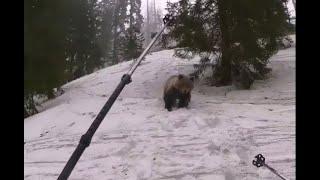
<box><xmin>25</xmin><ymin>0</ymin><xmax>106</xmax><ymax>117</ymax></box>
<box><xmin>25</xmin><ymin>0</ymin><xmax>71</xmax><ymax>115</ymax></box>
<box><xmin>65</xmin><ymin>0</ymin><xmax>103</xmax><ymax>80</ymax></box>
<box><xmin>166</xmin><ymin>0</ymin><xmax>290</xmax><ymax>88</ymax></box>
<box><xmin>86</xmin><ymin>0</ymin><xmax>104</xmax><ymax>73</ymax></box>
<box><xmin>123</xmin><ymin>0</ymin><xmax>144</xmax><ymax>60</ymax></box>
<box><xmin>110</xmin><ymin>0</ymin><xmax>128</xmax><ymax>64</ymax></box>
<box><xmin>96</xmin><ymin>0</ymin><xmax>115</xmax><ymax>66</ymax></box>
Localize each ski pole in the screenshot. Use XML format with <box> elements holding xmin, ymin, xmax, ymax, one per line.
<box><xmin>57</xmin><ymin>14</ymin><xmax>175</xmax><ymax>180</ymax></box>
<box><xmin>252</xmin><ymin>154</ymin><xmax>289</xmax><ymax>180</ymax></box>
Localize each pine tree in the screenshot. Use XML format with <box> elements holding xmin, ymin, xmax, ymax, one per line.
<box><xmin>96</xmin><ymin>0</ymin><xmax>115</xmax><ymax>66</ymax></box>
<box><xmin>25</xmin><ymin>0</ymin><xmax>71</xmax><ymax>116</ymax></box>
<box><xmin>86</xmin><ymin>0</ymin><xmax>104</xmax><ymax>73</ymax></box>
<box><xmin>123</xmin><ymin>0</ymin><xmax>144</xmax><ymax>60</ymax></box>
<box><xmin>166</xmin><ymin>0</ymin><xmax>290</xmax><ymax>88</ymax></box>
<box><xmin>110</xmin><ymin>0</ymin><xmax>128</xmax><ymax>64</ymax></box>
<box><xmin>65</xmin><ymin>0</ymin><xmax>103</xmax><ymax>80</ymax></box>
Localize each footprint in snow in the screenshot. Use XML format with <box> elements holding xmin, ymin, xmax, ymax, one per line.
<box><xmin>39</xmin><ymin>131</ymin><xmax>49</xmax><ymax>137</ymax></box>
<box><xmin>123</xmin><ymin>102</ymin><xmax>138</xmax><ymax>106</ymax></box>
<box><xmin>205</xmin><ymin>116</ymin><xmax>220</xmax><ymax>128</ymax></box>
<box><xmin>235</xmin><ymin>146</ymin><xmax>250</xmax><ymax>164</ymax></box>
<box><xmin>207</xmin><ymin>142</ymin><xmax>221</xmax><ymax>155</ymax></box>
<box><xmin>146</xmin><ymin>114</ymin><xmax>156</xmax><ymax>119</ymax></box>
<box><xmin>68</xmin><ymin>122</ymin><xmax>75</xmax><ymax>127</ymax></box>
<box><xmin>88</xmin><ymin>112</ymin><xmax>96</xmax><ymax>118</ymax></box>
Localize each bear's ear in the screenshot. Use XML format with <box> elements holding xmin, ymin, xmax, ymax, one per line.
<box><xmin>178</xmin><ymin>74</ymin><xmax>184</xmax><ymax>79</ymax></box>
<box><xmin>190</xmin><ymin>76</ymin><xmax>195</xmax><ymax>82</ymax></box>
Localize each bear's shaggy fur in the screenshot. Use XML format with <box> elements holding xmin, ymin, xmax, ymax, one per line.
<box><xmin>163</xmin><ymin>74</ymin><xmax>194</xmax><ymax>111</ymax></box>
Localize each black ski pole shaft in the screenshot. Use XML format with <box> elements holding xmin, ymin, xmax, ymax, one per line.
<box><xmin>57</xmin><ymin>74</ymin><xmax>131</xmax><ymax>180</ymax></box>
<box><xmin>264</xmin><ymin>163</ymin><xmax>288</xmax><ymax>180</ymax></box>
<box><xmin>127</xmin><ymin>22</ymin><xmax>168</xmax><ymax>76</ymax></box>
<box><xmin>57</xmin><ymin>16</ymin><xmax>173</xmax><ymax>180</ymax></box>
<box><xmin>128</xmin><ymin>12</ymin><xmax>174</xmax><ymax>76</ymax></box>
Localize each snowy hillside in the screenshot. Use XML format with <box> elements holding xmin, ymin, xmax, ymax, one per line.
<box><xmin>24</xmin><ymin>35</ymin><xmax>295</xmax><ymax>180</ymax></box>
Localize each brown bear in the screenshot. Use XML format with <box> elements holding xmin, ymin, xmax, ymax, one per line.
<box><xmin>163</xmin><ymin>74</ymin><xmax>194</xmax><ymax>111</ymax></box>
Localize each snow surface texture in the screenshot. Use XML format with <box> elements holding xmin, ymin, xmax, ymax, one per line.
<box><xmin>24</xmin><ymin>35</ymin><xmax>295</xmax><ymax>180</ymax></box>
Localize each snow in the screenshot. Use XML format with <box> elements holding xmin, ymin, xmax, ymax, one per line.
<box><xmin>24</xmin><ymin>35</ymin><xmax>295</xmax><ymax>180</ymax></box>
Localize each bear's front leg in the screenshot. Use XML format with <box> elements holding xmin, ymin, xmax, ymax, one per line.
<box><xmin>164</xmin><ymin>94</ymin><xmax>174</xmax><ymax>111</ymax></box>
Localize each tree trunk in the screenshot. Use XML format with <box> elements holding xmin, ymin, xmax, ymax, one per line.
<box><xmin>129</xmin><ymin>0</ymin><xmax>134</xmax><ymax>29</ymax></box>
<box><xmin>146</xmin><ymin>0</ymin><xmax>150</xmax><ymax>44</ymax></box>
<box><xmin>112</xmin><ymin>0</ymin><xmax>120</xmax><ymax>64</ymax></box>
<box><xmin>215</xmin><ymin>0</ymin><xmax>232</xmax><ymax>86</ymax></box>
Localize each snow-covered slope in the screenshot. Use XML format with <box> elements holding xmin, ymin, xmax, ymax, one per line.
<box><xmin>24</xmin><ymin>36</ymin><xmax>295</xmax><ymax>180</ymax></box>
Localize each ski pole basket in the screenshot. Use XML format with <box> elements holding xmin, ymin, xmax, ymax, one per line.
<box><xmin>253</xmin><ymin>154</ymin><xmax>289</xmax><ymax>180</ymax></box>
